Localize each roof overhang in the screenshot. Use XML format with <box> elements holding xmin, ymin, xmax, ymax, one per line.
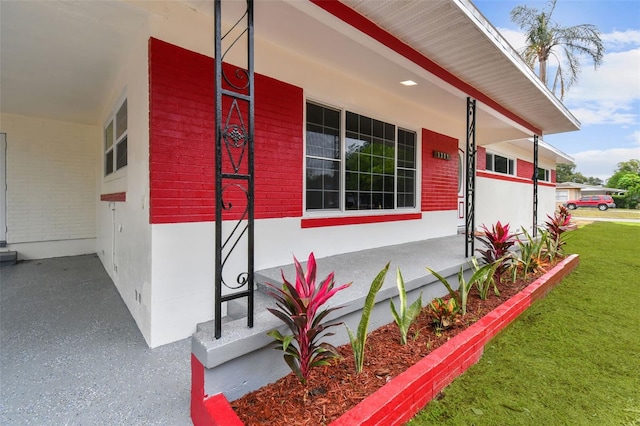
<box><xmin>1</xmin><ymin>0</ymin><xmax>580</xmax><ymax>139</ymax></box>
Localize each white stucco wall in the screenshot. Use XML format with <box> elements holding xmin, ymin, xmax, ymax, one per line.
<box><xmin>0</xmin><ymin>113</ymin><xmax>98</xmax><ymax>259</ymax></box>
<box><xmin>95</xmin><ymin>27</ymin><xmax>153</xmax><ymax>345</ymax></box>
<box><xmin>148</xmin><ymin>210</ymin><xmax>455</xmax><ymax>347</ymax></box>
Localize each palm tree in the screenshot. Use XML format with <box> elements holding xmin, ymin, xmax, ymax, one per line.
<box><xmin>510</xmin><ymin>0</ymin><xmax>604</xmax><ymax>99</ymax></box>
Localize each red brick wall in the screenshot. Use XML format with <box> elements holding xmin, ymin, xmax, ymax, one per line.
<box><xmin>421</xmin><ymin>129</ymin><xmax>458</xmax><ymax>211</ymax></box>
<box><xmin>477</xmin><ymin>146</ymin><xmax>486</xmax><ymax>171</ymax></box>
<box><xmin>149</xmin><ymin>38</ymin><xmax>303</xmax><ymax>224</ymax></box>
<box><xmin>517</xmin><ymin>159</ymin><xmax>534</xmax><ymax>180</ymax></box>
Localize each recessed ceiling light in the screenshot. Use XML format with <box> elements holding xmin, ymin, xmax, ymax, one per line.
<box><xmin>400</xmin><ymin>80</ymin><xmax>417</xmax><ymax>86</ymax></box>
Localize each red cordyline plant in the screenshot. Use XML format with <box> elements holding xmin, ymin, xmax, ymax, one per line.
<box><xmin>545</xmin><ymin>205</ymin><xmax>572</xmax><ymax>255</ymax></box>
<box><xmin>266</xmin><ymin>253</ymin><xmax>351</xmax><ymax>384</ymax></box>
<box><xmin>476</xmin><ymin>221</ymin><xmax>515</xmax><ymax>281</ymax></box>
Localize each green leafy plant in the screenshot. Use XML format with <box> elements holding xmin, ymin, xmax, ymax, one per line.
<box><xmin>427</xmin><ymin>266</ymin><xmax>468</xmax><ymax>316</ymax></box>
<box><xmin>511</xmin><ymin>228</ymin><xmax>549</xmax><ymax>280</ymax></box>
<box><xmin>476</xmin><ymin>221</ymin><xmax>516</xmax><ymax>283</ymax></box>
<box><xmin>346</xmin><ymin>262</ymin><xmax>390</xmax><ymax>374</ymax></box>
<box><xmin>390</xmin><ymin>268</ymin><xmax>423</xmax><ymax>345</ymax></box>
<box><xmin>469</xmin><ymin>257</ymin><xmax>502</xmax><ymax>300</ymax></box>
<box><xmin>266</xmin><ymin>252</ymin><xmax>351</xmax><ymax>384</ymax></box>
<box><xmin>427</xmin><ymin>297</ymin><xmax>459</xmax><ymax>331</ymax></box>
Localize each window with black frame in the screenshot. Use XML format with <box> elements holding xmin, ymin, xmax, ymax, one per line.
<box><xmin>305</xmin><ymin>102</ymin><xmax>417</xmax><ymax>212</ymax></box>
<box><xmin>485</xmin><ymin>152</ymin><xmax>514</xmax><ymax>176</ymax></box>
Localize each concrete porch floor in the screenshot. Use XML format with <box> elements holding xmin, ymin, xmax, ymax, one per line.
<box><xmin>0</xmin><ymin>255</ymin><xmax>192</xmax><ymax>425</ymax></box>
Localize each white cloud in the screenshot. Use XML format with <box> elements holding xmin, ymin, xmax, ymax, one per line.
<box><xmin>571</xmin><ymin>146</ymin><xmax>640</xmax><ymax>180</ymax></box>
<box><xmin>497</xmin><ymin>27</ymin><xmax>640</xmax><ymax>106</ymax></box>
<box><xmin>601</xmin><ymin>30</ymin><xmax>640</xmax><ymax>51</ymax></box>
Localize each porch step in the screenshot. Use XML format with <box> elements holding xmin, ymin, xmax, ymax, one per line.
<box><xmin>193</xmin><ymin>234</ymin><xmax>473</xmax><ymax>400</ymax></box>
<box><xmin>0</xmin><ymin>250</ymin><xmax>17</xmax><ymax>266</ymax></box>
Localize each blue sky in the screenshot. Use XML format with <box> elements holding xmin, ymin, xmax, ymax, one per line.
<box><xmin>472</xmin><ymin>0</ymin><xmax>640</xmax><ymax>182</ymax></box>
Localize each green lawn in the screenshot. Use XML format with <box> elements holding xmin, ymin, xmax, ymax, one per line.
<box><xmin>409</xmin><ymin>222</ymin><xmax>640</xmax><ymax>426</ymax></box>
<box><xmin>569</xmin><ymin>208</ymin><xmax>640</xmax><ymax>220</ymax></box>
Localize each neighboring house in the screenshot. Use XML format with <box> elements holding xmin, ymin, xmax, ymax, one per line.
<box><xmin>556</xmin><ymin>182</ymin><xmax>626</xmax><ymax>204</ymax></box>
<box><xmin>1</xmin><ymin>0</ymin><xmax>578</xmax><ymax>348</ymax></box>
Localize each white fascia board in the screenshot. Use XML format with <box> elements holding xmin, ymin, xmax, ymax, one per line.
<box><xmin>452</xmin><ymin>0</ymin><xmax>581</xmax><ymax>131</ymax></box>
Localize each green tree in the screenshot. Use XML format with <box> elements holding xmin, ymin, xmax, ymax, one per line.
<box><xmin>555</xmin><ymin>163</ymin><xmax>575</xmax><ymax>183</ymax></box>
<box><xmin>510</xmin><ymin>0</ymin><xmax>604</xmax><ymax>99</ymax></box>
<box><xmin>555</xmin><ymin>163</ymin><xmax>599</xmax><ymax>184</ymax></box>
<box><xmin>606</xmin><ymin>159</ymin><xmax>640</xmax><ymax>188</ymax></box>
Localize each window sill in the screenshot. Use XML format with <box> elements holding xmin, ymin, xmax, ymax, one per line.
<box><xmin>301</xmin><ymin>212</ymin><xmax>422</xmax><ymax>228</ymax></box>
<box><xmin>100</xmin><ymin>192</ymin><xmax>126</xmax><ymax>202</ymax></box>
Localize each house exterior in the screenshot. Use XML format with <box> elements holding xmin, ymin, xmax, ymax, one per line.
<box><xmin>1</xmin><ymin>0</ymin><xmax>577</xmax><ymax>348</ymax></box>
<box><xmin>556</xmin><ymin>182</ymin><xmax>625</xmax><ymax>205</ymax></box>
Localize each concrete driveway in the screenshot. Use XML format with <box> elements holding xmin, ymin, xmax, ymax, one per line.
<box><xmin>0</xmin><ymin>254</ymin><xmax>192</xmax><ymax>425</ymax></box>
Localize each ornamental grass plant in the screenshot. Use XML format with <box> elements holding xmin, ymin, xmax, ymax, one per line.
<box><xmin>409</xmin><ymin>222</ymin><xmax>640</xmax><ymax>426</ymax></box>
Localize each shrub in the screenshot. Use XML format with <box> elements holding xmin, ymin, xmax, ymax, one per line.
<box><xmin>476</xmin><ymin>221</ymin><xmax>515</xmax><ymax>282</ymax></box>
<box><xmin>510</xmin><ymin>228</ymin><xmax>549</xmax><ymax>280</ymax></box>
<box><xmin>427</xmin><ymin>297</ymin><xmax>459</xmax><ymax>331</ymax></box>
<box><xmin>266</xmin><ymin>253</ymin><xmax>351</xmax><ymax>384</ymax></box>
<box><xmin>545</xmin><ymin>205</ymin><xmax>572</xmax><ymax>256</ymax></box>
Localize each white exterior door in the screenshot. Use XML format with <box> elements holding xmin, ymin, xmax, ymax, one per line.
<box><xmin>0</xmin><ymin>133</ymin><xmax>6</xmax><ymax>245</ymax></box>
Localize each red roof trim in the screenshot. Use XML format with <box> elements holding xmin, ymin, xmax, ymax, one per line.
<box><xmin>309</xmin><ymin>0</ymin><xmax>542</xmax><ymax>135</ymax></box>
<box><xmin>301</xmin><ymin>212</ymin><xmax>422</xmax><ymax>228</ymax></box>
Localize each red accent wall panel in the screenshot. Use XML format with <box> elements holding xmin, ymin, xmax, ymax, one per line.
<box><xmin>551</xmin><ymin>170</ymin><xmax>556</xmax><ymax>184</ymax></box>
<box><xmin>517</xmin><ymin>158</ymin><xmax>534</xmax><ymax>180</ymax></box>
<box><xmin>421</xmin><ymin>129</ymin><xmax>458</xmax><ymax>212</ymax></box>
<box><xmin>477</xmin><ymin>146</ymin><xmax>486</xmax><ymax>171</ymax></box>
<box><xmin>149</xmin><ymin>38</ymin><xmax>303</xmax><ymax>224</ymax></box>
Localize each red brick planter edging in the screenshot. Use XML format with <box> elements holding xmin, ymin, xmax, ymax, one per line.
<box><xmin>191</xmin><ymin>254</ymin><xmax>579</xmax><ymax>426</ymax></box>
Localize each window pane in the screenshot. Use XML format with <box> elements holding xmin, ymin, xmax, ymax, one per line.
<box><xmin>373</xmin><ymin>119</ymin><xmax>384</xmax><ymax>138</ymax></box>
<box><xmin>105</xmin><ymin>121</ymin><xmax>114</xmax><ymax>150</ymax></box>
<box><xmin>105</xmin><ymin>150</ymin><xmax>114</xmax><ymax>176</ymax></box>
<box><xmin>537</xmin><ymin>167</ymin><xmax>548</xmax><ymax>181</ymax></box>
<box><xmin>325</xmin><ymin>108</ymin><xmax>340</xmax><ymax>130</ymax></box>
<box><xmin>346</xmin><ymin>111</ymin><xmax>358</xmax><ymax>132</ymax></box>
<box><xmin>359</xmin><ymin>115</ymin><xmax>371</xmax><ymax>134</ymax></box>
<box><xmin>307</xmin><ymin>127</ymin><xmax>339</xmax><ymax>159</ymax></box>
<box><xmin>306</xmin><ymin>191</ymin><xmax>323</xmax><ymax>210</ymax></box>
<box><xmin>115</xmin><ymin>99</ymin><xmax>127</xmax><ymax>140</ymax></box>
<box><xmin>305</xmin><ymin>102</ymin><xmax>342</xmax><ymax>210</ymax></box>
<box><xmin>495</xmin><ymin>155</ymin><xmax>508</xmax><ymax>173</ymax></box>
<box><xmin>307</xmin><ymin>103</ymin><xmax>324</xmax><ymax>125</ymax></box>
<box><xmin>486</xmin><ymin>153</ymin><xmax>493</xmax><ymax>171</ymax></box>
<box><xmin>116</xmin><ymin>137</ymin><xmax>128</xmax><ymax>170</ymax></box>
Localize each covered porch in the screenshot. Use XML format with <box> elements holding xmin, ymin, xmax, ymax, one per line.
<box><xmin>193</xmin><ymin>233</ymin><xmax>468</xmax><ymax>401</ymax></box>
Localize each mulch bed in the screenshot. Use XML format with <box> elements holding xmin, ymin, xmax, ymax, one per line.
<box><xmin>232</xmin><ymin>268</ymin><xmax>549</xmax><ymax>426</ymax></box>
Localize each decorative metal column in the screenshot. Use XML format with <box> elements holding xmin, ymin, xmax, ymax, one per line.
<box><xmin>465</xmin><ymin>98</ymin><xmax>477</xmax><ymax>258</ymax></box>
<box><xmin>214</xmin><ymin>0</ymin><xmax>254</xmax><ymax>339</ymax></box>
<box><xmin>532</xmin><ymin>134</ymin><xmax>539</xmax><ymax>238</ymax></box>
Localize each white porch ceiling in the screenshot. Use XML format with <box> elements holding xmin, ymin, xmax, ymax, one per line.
<box><xmin>0</xmin><ymin>0</ymin><xmax>148</xmax><ymax>124</ymax></box>
<box><xmin>1</xmin><ymin>0</ymin><xmax>579</xmax><ymax>141</ymax></box>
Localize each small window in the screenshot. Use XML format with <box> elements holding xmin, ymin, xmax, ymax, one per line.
<box><xmin>485</xmin><ymin>152</ymin><xmax>514</xmax><ymax>176</ymax></box>
<box><xmin>536</xmin><ymin>167</ymin><xmax>550</xmax><ymax>182</ymax></box>
<box><xmin>105</xmin><ymin>97</ymin><xmax>127</xmax><ymax>176</ymax></box>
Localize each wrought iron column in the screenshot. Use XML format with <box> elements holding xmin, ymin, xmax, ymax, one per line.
<box><xmin>214</xmin><ymin>0</ymin><xmax>254</xmax><ymax>339</ymax></box>
<box><xmin>532</xmin><ymin>134</ymin><xmax>539</xmax><ymax>238</ymax></box>
<box><xmin>465</xmin><ymin>98</ymin><xmax>477</xmax><ymax>258</ymax></box>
